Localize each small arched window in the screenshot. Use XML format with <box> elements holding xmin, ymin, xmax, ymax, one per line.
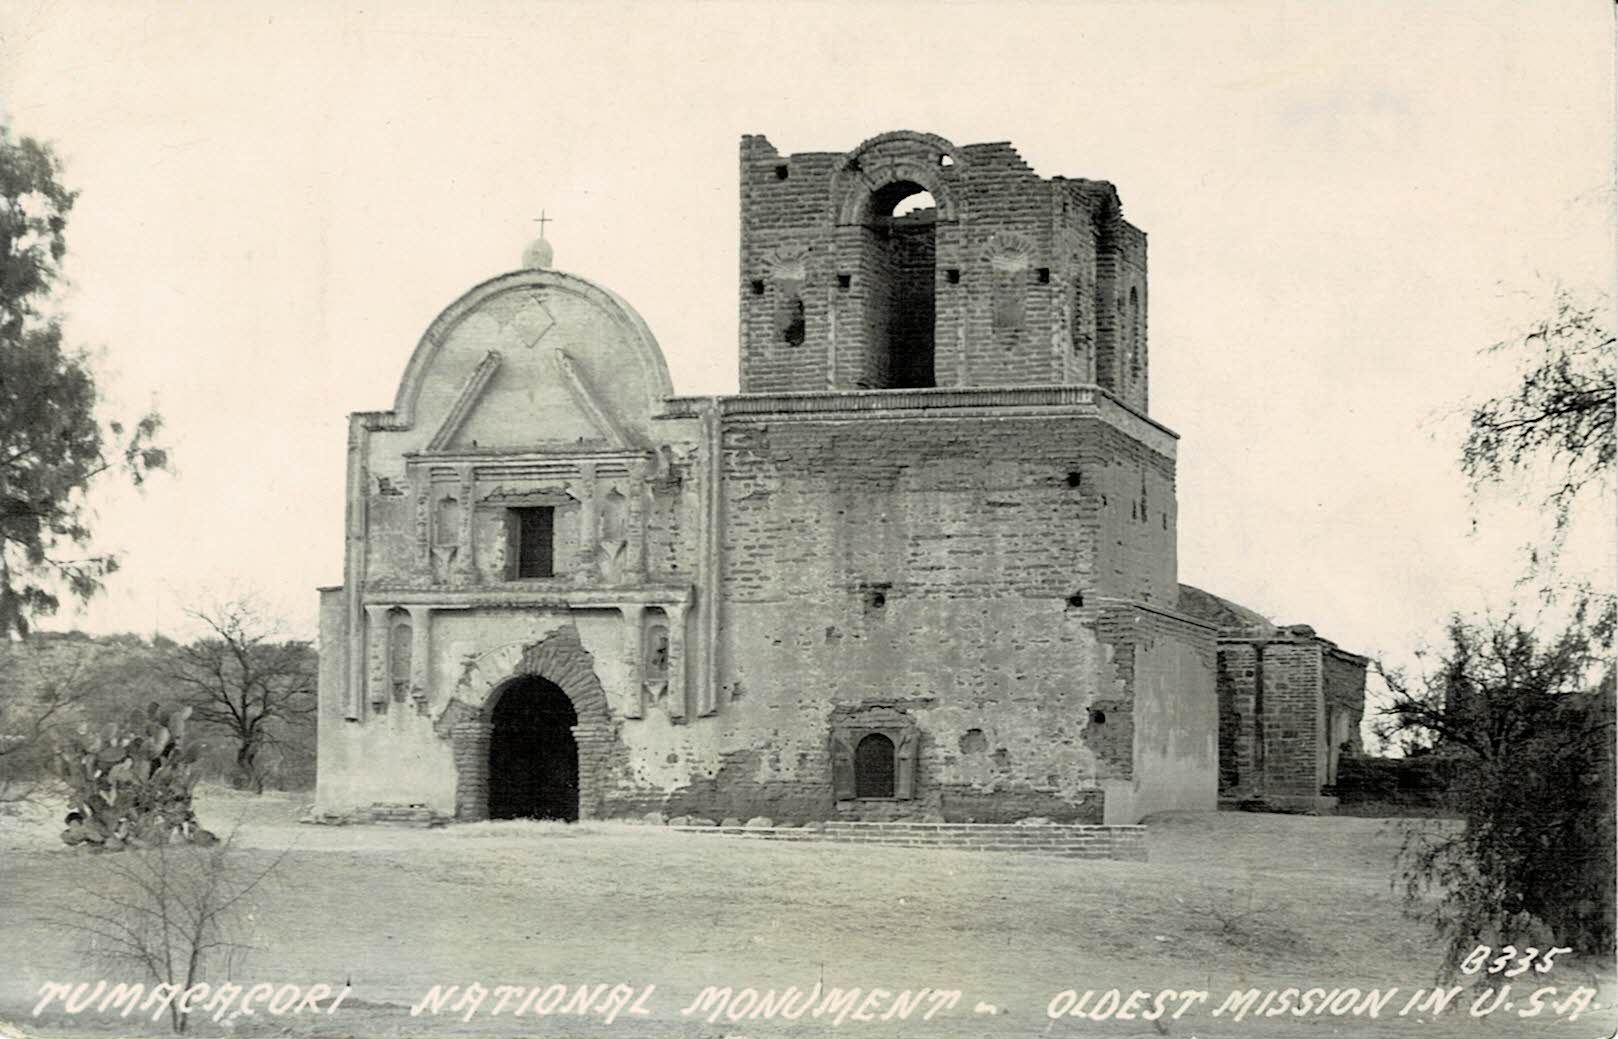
<box><xmin>854</xmin><ymin>733</ymin><xmax>896</xmax><ymax>798</ymax></box>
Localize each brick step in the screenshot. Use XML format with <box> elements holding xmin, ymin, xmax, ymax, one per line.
<box><xmin>669</xmin><ymin>822</ymin><xmax>1147</xmax><ymax>861</ymax></box>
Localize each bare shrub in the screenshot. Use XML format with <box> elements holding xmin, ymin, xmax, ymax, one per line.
<box><xmin>56</xmin><ymin>829</ymin><xmax>286</xmax><ymax>1033</ymax></box>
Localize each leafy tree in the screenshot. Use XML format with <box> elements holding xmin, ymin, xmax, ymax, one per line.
<box><xmin>0</xmin><ymin>636</ymin><xmax>90</xmax><ymax>802</ymax></box>
<box><xmin>1461</xmin><ymin>288</ymin><xmax>1615</xmax><ymax>547</ymax></box>
<box><xmin>1381</xmin><ymin>599</ymin><xmax>1615</xmax><ymax>966</ymax></box>
<box><xmin>166</xmin><ymin>599</ymin><xmax>316</xmax><ymax>793</ymax></box>
<box><xmin>1375</xmin><ymin>285</ymin><xmax>1618</xmax><ymax>972</ymax></box>
<box><xmin>1</xmin><ymin>126</ymin><xmax>167</xmax><ymax>636</ymax></box>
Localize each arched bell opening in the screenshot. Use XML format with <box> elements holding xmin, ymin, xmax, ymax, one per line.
<box><xmin>861</xmin><ymin>181</ymin><xmax>937</xmax><ymax>389</ymax></box>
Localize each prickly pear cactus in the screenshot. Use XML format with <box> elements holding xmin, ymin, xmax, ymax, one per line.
<box><xmin>54</xmin><ymin>702</ymin><xmax>216</xmax><ymax>851</ymax></box>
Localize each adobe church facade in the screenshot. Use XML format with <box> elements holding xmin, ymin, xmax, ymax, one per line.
<box><xmin>314</xmin><ymin>130</ymin><xmax>1362</xmax><ymax>825</ymax></box>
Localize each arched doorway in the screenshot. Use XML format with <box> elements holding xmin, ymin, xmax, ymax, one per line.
<box><xmin>488</xmin><ymin>676</ymin><xmax>579</xmax><ymax>821</ymax></box>
<box><xmin>855</xmin><ymin>733</ymin><xmax>897</xmax><ymax>798</ymax></box>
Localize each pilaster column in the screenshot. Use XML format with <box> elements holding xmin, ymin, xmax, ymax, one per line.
<box><xmin>413</xmin><ymin>473</ymin><xmax>431</xmax><ymax>568</ymax></box>
<box><xmin>406</xmin><ymin>605</ymin><xmax>432</xmax><ymax>713</ymax></box>
<box><xmin>453</xmin><ymin>465</ymin><xmax>476</xmax><ymax>584</ymax></box>
<box><xmin>343</xmin><ymin>418</ymin><xmax>371</xmax><ymax>721</ymax></box>
<box><xmin>627</xmin><ymin>457</ymin><xmax>649</xmax><ymax>583</ymax></box>
<box><xmin>619</xmin><ymin>603</ymin><xmax>645</xmax><ymax>719</ymax></box>
<box><xmin>665</xmin><ymin>602</ymin><xmax>688</xmax><ymax>722</ymax></box>
<box><xmin>576</xmin><ymin>461</ymin><xmax>599</xmax><ymax>580</ymax></box>
<box><xmin>452</xmin><ymin>721</ymin><xmax>493</xmax><ymax>821</ymax></box>
<box><xmin>825</xmin><ymin>284</ymin><xmax>838</xmax><ymax>389</ymax></box>
<box><xmin>363</xmin><ymin>604</ymin><xmax>391</xmax><ymax>712</ymax></box>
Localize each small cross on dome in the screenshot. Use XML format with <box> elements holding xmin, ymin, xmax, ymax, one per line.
<box><xmin>522</xmin><ymin>210</ymin><xmax>555</xmax><ymax>269</ymax></box>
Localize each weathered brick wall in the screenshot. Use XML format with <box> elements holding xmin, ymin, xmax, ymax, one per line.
<box><xmin>1123</xmin><ymin>229</ymin><xmax>1148</xmax><ymax>410</ymax></box>
<box><xmin>739</xmin><ymin>136</ymin><xmax>844</xmax><ymax>393</ymax></box>
<box><xmin>1256</xmin><ymin>642</ymin><xmax>1323</xmax><ymax>797</ymax></box>
<box><xmin>738</xmin><ymin>133</ymin><xmax>1147</xmax><ymax>401</ymax></box>
<box><xmin>687</xmin><ymin>405</ymin><xmax>1179</xmax><ymax>823</ymax></box>
<box><xmin>717</xmin><ymin>411</ymin><xmax>1176</xmax><ymax>606</ymax></box>
<box><xmin>1216</xmin><ymin>643</ymin><xmax>1255</xmax><ymax>794</ymax></box>
<box><xmin>1215</xmin><ymin>636</ymin><xmax>1330</xmax><ymax>801</ymax></box>
<box><xmin>671</xmin><ymin>821</ymin><xmax>1147</xmax><ymax>861</ymax></box>
<box><xmin>644</xmin><ymin>447</ymin><xmax>703</xmax><ymax>583</ymax></box>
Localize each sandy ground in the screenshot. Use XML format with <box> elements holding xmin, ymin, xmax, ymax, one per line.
<box><xmin>0</xmin><ymin>787</ymin><xmax>1612</xmax><ymax>1038</ymax></box>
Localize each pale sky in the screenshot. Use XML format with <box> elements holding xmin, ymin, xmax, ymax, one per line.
<box><xmin>1</xmin><ymin>1</ymin><xmax>1612</xmax><ymax>694</ymax></box>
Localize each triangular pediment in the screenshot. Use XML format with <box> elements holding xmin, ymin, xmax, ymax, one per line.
<box><xmin>428</xmin><ymin>347</ymin><xmax>639</xmax><ymax>453</ymax></box>
<box><xmin>427</xmin><ymin>350</ymin><xmax>503</xmax><ymax>452</ymax></box>
<box><xmin>552</xmin><ymin>349</ymin><xmax>636</xmax><ymax>448</ymax></box>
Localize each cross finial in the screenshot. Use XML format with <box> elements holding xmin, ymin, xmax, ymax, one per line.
<box><xmin>522</xmin><ymin>211</ymin><xmax>557</xmax><ymax>269</ymax></box>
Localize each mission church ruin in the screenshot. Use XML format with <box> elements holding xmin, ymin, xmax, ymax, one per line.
<box><xmin>314</xmin><ymin>130</ymin><xmax>1366</xmax><ymax>826</ymax></box>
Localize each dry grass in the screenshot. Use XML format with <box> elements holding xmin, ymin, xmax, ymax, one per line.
<box><xmin>0</xmin><ymin>789</ymin><xmax>1611</xmax><ymax>1037</ymax></box>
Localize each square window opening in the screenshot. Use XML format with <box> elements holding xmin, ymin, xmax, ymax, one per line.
<box><xmin>510</xmin><ymin>506</ymin><xmax>555</xmax><ymax>579</ymax></box>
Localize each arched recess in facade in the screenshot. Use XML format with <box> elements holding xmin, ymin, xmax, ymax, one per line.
<box><xmin>444</xmin><ymin>626</ymin><xmax>615</xmax><ymax>822</ymax></box>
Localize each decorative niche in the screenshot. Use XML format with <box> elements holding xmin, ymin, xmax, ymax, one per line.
<box><xmin>641</xmin><ymin>608</ymin><xmax>670</xmax><ymax>704</ymax></box>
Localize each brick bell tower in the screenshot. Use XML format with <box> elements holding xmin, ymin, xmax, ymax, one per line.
<box><xmin>737</xmin><ymin>130</ymin><xmax>1149</xmax><ymax>412</ymax></box>
<box><xmin>706</xmin><ymin>132</ymin><xmax>1212</xmax><ymax>824</ymax></box>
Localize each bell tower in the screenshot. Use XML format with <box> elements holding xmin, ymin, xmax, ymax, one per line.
<box><xmin>737</xmin><ymin>130</ymin><xmax>1150</xmax><ymax>413</ymax></box>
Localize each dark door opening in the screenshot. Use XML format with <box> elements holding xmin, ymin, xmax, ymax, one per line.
<box><xmin>488</xmin><ymin>676</ymin><xmax>579</xmax><ymax>821</ymax></box>
<box><xmin>854</xmin><ymin>733</ymin><xmax>896</xmax><ymax>798</ymax></box>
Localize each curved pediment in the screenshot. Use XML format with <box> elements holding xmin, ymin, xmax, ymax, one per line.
<box><xmin>389</xmin><ymin>269</ymin><xmax>673</xmax><ymax>451</ymax></box>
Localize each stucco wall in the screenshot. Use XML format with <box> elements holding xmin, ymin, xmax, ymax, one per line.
<box><xmin>1096</xmin><ymin>605</ymin><xmax>1218</xmax><ymax>823</ymax></box>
